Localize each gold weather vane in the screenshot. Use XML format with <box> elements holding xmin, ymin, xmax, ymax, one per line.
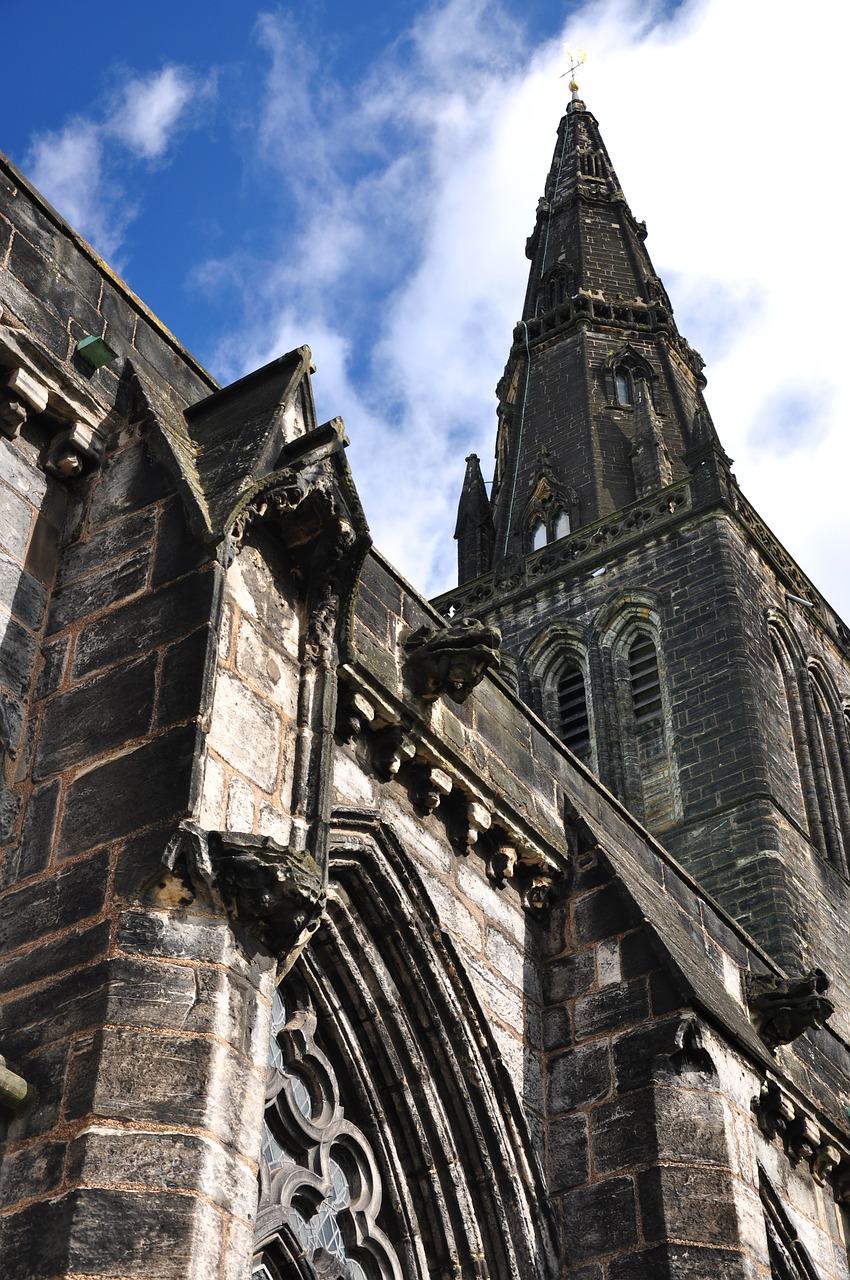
<box><xmin>560</xmin><ymin>45</ymin><xmax>587</xmax><ymax>98</ymax></box>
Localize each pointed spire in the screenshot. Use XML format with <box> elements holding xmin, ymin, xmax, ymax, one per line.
<box><xmin>482</xmin><ymin>94</ymin><xmax>716</xmax><ymax>578</ymax></box>
<box><xmin>455</xmin><ymin>454</ymin><xmax>494</xmax><ymax>584</ymax></box>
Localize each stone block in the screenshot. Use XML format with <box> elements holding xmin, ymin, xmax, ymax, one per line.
<box><xmin>58</xmin><ymin>506</ymin><xmax>156</xmax><ymax>586</ymax></box>
<box><xmin>591</xmin><ymin>1090</ymin><xmax>657</xmax><ymax>1174</ymax></box>
<box><xmin>0</xmin><ymin>609</ymin><xmax>37</xmax><ymax>695</ymax></box>
<box><xmin>572</xmin><ymin>883</ymin><xmax>632</xmax><ymax>945</ymax></box>
<box><xmin>65</xmin><ymin>1125</ymin><xmax>258</xmax><ymax>1222</ymax></box>
<box><xmin>0</xmin><ymin>848</ymin><xmax>110</xmax><ymax>955</ymax></box>
<box><xmin>35</xmin><ymin>652</ymin><xmax>157</xmax><ymax>778</ymax></box>
<box><xmin>638</xmin><ymin>1166</ymin><xmax>740</xmax><ymax>1246</ymax></box>
<box><xmin>64</xmin><ymin>1026</ymin><xmax>264</xmax><ymax>1153</ymax></box>
<box><xmin>573</xmin><ymin>978</ymin><xmax>650</xmax><ymax>1040</ymax></box>
<box><xmin>72</xmin><ymin>567</ymin><xmax>218</xmax><ymax>679</ymax></box>
<box><xmin>0</xmin><ymin>551</ymin><xmax>46</xmax><ymax>630</ymax></box>
<box><xmin>0</xmin><ymin>437</ymin><xmax>48</xmax><ymax>505</ymax></box>
<box><xmin>208</xmin><ymin>670</ymin><xmax>282</xmax><ymax>792</ymax></box>
<box><xmin>563</xmin><ymin>1177</ymin><xmax>638</xmax><ymax>1265</ymax></box>
<box><xmin>0</xmin><ymin>919</ymin><xmax>110</xmax><ymax>997</ymax></box>
<box><xmin>235</xmin><ymin>613</ymin><xmax>298</xmax><ymax>718</ymax></box>
<box><xmin>422</xmin><ymin>872</ymin><xmax>482</xmax><ymax>952</ymax></box>
<box><xmin>151</xmin><ymin>494</ymin><xmax>211</xmax><ymax>585</ymax></box>
<box><xmin>158</xmin><ymin>626</ymin><xmax>212</xmax><ymax>727</ymax></box>
<box><xmin>548</xmin><ymin>1042</ymin><xmax>612</xmax><ymax>1112</ymax></box>
<box><xmin>47</xmin><ymin>543</ymin><xmax>151</xmax><ymax>634</ymax></box>
<box><xmin>548</xmin><ymin>1113</ymin><xmax>589</xmax><ymax>1191</ymax></box>
<box><xmin>34</xmin><ymin>634</ymin><xmax>69</xmax><ymax>699</ymax></box>
<box><xmin>543</xmin><ymin>951</ymin><xmax>596</xmax><ymax>1005</ymax></box>
<box><xmin>57</xmin><ymin>725</ymin><xmax>198</xmax><ymax>859</ymax></box>
<box><xmin>0</xmin><ymin>473</ymin><xmax>34</xmax><ymax>561</ymax></box>
<box><xmin>0</xmin><ymin>1139</ymin><xmax>65</xmax><ymax>1206</ymax></box>
<box><xmin>88</xmin><ymin>440</ymin><xmax>174</xmax><ymax>529</ymax></box>
<box><xmin>0</xmin><ymin>1186</ymin><xmax>224</xmax><ymax>1279</ymax></box>
<box><xmin>608</xmin><ymin>1244</ymin><xmax>750</xmax><ymax>1279</ymax></box>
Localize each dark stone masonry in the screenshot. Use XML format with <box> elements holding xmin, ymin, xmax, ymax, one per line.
<box><xmin>2</xmin><ymin>87</ymin><xmax>850</xmax><ymax>1280</ymax></box>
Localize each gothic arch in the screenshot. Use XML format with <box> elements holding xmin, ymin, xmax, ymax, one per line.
<box><xmin>523</xmin><ymin>625</ymin><xmax>594</xmax><ymax>765</ymax></box>
<box><xmin>605</xmin><ymin>345</ymin><xmax>655</xmax><ymax>409</ymax></box>
<box><xmin>523</xmin><ymin>456</ymin><xmax>579</xmax><ymax>552</ymax></box>
<box><xmin>254</xmin><ymin>813</ymin><xmax>558</xmax><ymax>1280</ymax></box>
<box><xmin>594</xmin><ymin>594</ymin><xmax>681</xmax><ymax>832</ymax></box>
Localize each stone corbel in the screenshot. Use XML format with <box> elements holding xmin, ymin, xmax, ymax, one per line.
<box><xmin>755</xmin><ymin>1079</ymin><xmax>795</xmax><ymax>1142</ymax></box>
<box><xmin>522</xmin><ymin>872</ymin><xmax>555</xmax><ymax>912</ymax></box>
<box><xmin>336</xmin><ymin>688</ymin><xmax>376</xmax><ymax>743</ymax></box>
<box><xmin>786</xmin><ymin>1114</ymin><xmax>821</xmax><ymax>1167</ymax></box>
<box><xmin>487</xmin><ymin>841</ymin><xmax>517</xmax><ymax>888</ymax></box>
<box><xmin>164</xmin><ymin>822</ymin><xmax>325</xmax><ymax>966</ymax></box>
<box><xmin>465</xmin><ymin>800</ymin><xmax>492</xmax><ymax>853</ymax></box>
<box><xmin>371</xmin><ymin>726</ymin><xmax>416</xmax><ymax>780</ymax></box>
<box><xmin>414</xmin><ymin>766</ymin><xmax>452</xmax><ymax>815</ymax></box>
<box><xmin>812</xmin><ymin>1142</ymin><xmax>842</xmax><ymax>1186</ymax></box>
<box><xmin>44</xmin><ymin>417</ymin><xmax>108</xmax><ymax>477</ymax></box>
<box><xmin>0</xmin><ymin>323</ymin><xmax>112</xmax><ymax>473</ymax></box>
<box><xmin>0</xmin><ymin>366</ymin><xmax>48</xmax><ymax>438</ymax></box>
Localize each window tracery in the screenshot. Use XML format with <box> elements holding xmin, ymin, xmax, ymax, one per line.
<box><xmin>254</xmin><ymin>985</ymin><xmax>403</xmax><ymax>1280</ymax></box>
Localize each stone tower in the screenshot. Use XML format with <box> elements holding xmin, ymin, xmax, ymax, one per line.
<box><xmin>439</xmin><ymin>91</ymin><xmax>850</xmax><ymax>992</ymax></box>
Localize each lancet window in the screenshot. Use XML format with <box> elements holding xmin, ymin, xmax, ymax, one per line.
<box><xmin>557</xmin><ymin>662</ymin><xmax>591</xmax><ymax>759</ymax></box>
<box><xmin>628</xmin><ymin>635</ymin><xmax>662</xmax><ymax>723</ymax></box>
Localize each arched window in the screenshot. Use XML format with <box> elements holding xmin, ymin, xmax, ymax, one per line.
<box><xmin>629</xmin><ymin>635</ymin><xmax>662</xmax><ymax>722</ymax></box>
<box><xmin>531</xmin><ymin>520</ymin><xmax>546</xmax><ymax>551</ymax></box>
<box><xmin>558</xmin><ymin>662</ymin><xmax>590</xmax><ymax>758</ymax></box>
<box><xmin>807</xmin><ymin>669</ymin><xmax>850</xmax><ymax>872</ymax></box>
<box><xmin>615</xmin><ymin>369</ymin><xmax>633</xmax><ymax>406</ymax></box>
<box><xmin>553</xmin><ymin>509</ymin><xmax>571</xmax><ymax>540</ymax></box>
<box><xmin>254</xmin><ymin>984</ymin><xmax>403</xmax><ymax>1280</ymax></box>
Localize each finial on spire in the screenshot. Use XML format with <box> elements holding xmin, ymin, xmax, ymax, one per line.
<box><xmin>560</xmin><ymin>45</ymin><xmax>587</xmax><ymax>101</ymax></box>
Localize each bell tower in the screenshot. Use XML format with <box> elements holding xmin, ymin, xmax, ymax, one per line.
<box><xmin>439</xmin><ymin>81</ymin><xmax>850</xmax><ymax>987</ymax></box>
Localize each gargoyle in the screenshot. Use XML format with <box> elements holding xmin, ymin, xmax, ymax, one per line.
<box><xmin>209</xmin><ymin>831</ymin><xmax>326</xmax><ymax>955</ymax></box>
<box><xmin>404</xmin><ymin>617</ymin><xmax>501</xmax><ymax>704</ymax></box>
<box><xmin>746</xmin><ymin>968</ymin><xmax>835</xmax><ymax>1050</ymax></box>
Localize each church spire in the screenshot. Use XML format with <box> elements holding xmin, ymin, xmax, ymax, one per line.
<box><xmin>478</xmin><ymin>91</ymin><xmax>712</xmax><ymax>576</ymax></box>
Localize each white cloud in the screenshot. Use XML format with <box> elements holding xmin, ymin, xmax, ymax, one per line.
<box><xmin>207</xmin><ymin>0</ymin><xmax>850</xmax><ymax>619</ymax></box>
<box><xmin>24</xmin><ymin>65</ymin><xmax>209</xmax><ymax>260</ymax></box>
<box><xmin>108</xmin><ymin>65</ymin><xmax>202</xmax><ymax>160</ymax></box>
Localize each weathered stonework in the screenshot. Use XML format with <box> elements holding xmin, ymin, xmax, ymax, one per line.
<box><xmin>1</xmin><ymin>91</ymin><xmax>850</xmax><ymax>1280</ymax></box>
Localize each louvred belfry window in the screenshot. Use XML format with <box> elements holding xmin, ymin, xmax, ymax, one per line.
<box><xmin>558</xmin><ymin>663</ymin><xmax>590</xmax><ymax>758</ymax></box>
<box><xmin>629</xmin><ymin>635</ymin><xmax>662</xmax><ymax>723</ymax></box>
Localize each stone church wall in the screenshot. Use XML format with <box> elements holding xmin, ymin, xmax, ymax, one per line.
<box><xmin>2</xmin><ymin>147</ymin><xmax>850</xmax><ymax>1280</ymax></box>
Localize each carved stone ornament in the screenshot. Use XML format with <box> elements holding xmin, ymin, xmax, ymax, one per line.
<box><xmin>370</xmin><ymin>726</ymin><xmax>416</xmax><ymax>780</ymax></box>
<box><xmin>414</xmin><ymin>766</ymin><xmax>452</xmax><ymax>815</ymax></box>
<box><xmin>164</xmin><ymin>822</ymin><xmax>325</xmax><ymax>959</ymax></box>
<box><xmin>0</xmin><ymin>324</ymin><xmax>111</xmax><ymax>473</ymax></box>
<box><xmin>746</xmin><ymin>968</ymin><xmax>835</xmax><ymax>1050</ymax></box>
<box><xmin>404</xmin><ymin>617</ymin><xmax>501</xmax><ymax>704</ymax></box>
<box><xmin>522</xmin><ymin>872</ymin><xmax>554</xmax><ymax>912</ymax></box>
<box><xmin>487</xmin><ymin>842</ymin><xmax>517</xmax><ymax>889</ymax></box>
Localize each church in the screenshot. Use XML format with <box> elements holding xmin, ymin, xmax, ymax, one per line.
<box><xmin>1</xmin><ymin>72</ymin><xmax>850</xmax><ymax>1280</ymax></box>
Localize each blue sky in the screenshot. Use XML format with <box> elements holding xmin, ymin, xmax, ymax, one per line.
<box><xmin>5</xmin><ymin>0</ymin><xmax>850</xmax><ymax>621</ymax></box>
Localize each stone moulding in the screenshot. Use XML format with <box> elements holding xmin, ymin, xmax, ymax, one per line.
<box><xmin>755</xmin><ymin>1077</ymin><xmax>847</xmax><ymax>1191</ymax></box>
<box><xmin>0</xmin><ymin>318</ymin><xmax>111</xmax><ymax>475</ymax></box>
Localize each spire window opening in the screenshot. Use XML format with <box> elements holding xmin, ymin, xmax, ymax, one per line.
<box><xmin>615</xmin><ymin>370</ymin><xmax>633</xmax><ymax>406</ymax></box>
<box><xmin>554</xmin><ymin>510</ymin><xmax>571</xmax><ymax>540</ymax></box>
<box><xmin>558</xmin><ymin>664</ymin><xmax>591</xmax><ymax>758</ymax></box>
<box><xmin>629</xmin><ymin>636</ymin><xmax>662</xmax><ymax>723</ymax></box>
<box><xmin>531</xmin><ymin>521</ymin><xmax>547</xmax><ymax>551</ymax></box>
